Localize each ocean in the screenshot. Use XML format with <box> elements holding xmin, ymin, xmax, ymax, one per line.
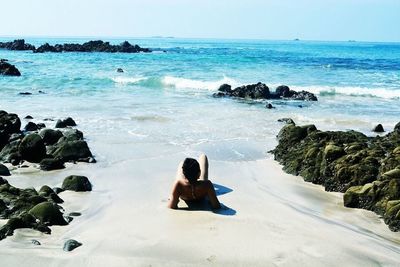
<box><xmin>1</xmin><ymin>38</ymin><xmax>399</xmax><ymax>163</ymax></box>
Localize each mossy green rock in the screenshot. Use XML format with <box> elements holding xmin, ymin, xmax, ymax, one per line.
<box><xmin>382</xmin><ymin>169</ymin><xmax>400</xmax><ymax>180</ymax></box>
<box><xmin>51</xmin><ymin>140</ymin><xmax>92</xmax><ymax>162</ymax></box>
<box><xmin>324</xmin><ymin>144</ymin><xmax>345</xmax><ymax>162</ymax></box>
<box><xmin>18</xmin><ymin>133</ymin><xmax>46</xmax><ymax>163</ymax></box>
<box><xmin>62</xmin><ymin>175</ymin><xmax>92</xmax><ymax>192</ymax></box>
<box><xmin>272</xmin><ymin>122</ymin><xmax>400</xmax><ymax>231</ymax></box>
<box><xmin>28</xmin><ymin>202</ymin><xmax>67</xmax><ymax>226</ymax></box>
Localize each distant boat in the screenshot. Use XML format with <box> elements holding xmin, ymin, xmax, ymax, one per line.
<box><xmin>293</xmin><ymin>38</ymin><xmax>300</xmax><ymax>41</ymax></box>
<box><xmin>348</xmin><ymin>40</ymin><xmax>356</xmax><ymax>42</ymax></box>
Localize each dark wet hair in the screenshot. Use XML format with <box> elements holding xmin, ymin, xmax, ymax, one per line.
<box><xmin>182</xmin><ymin>158</ymin><xmax>200</xmax><ymax>184</ymax></box>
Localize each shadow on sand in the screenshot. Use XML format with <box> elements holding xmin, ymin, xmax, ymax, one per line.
<box><xmin>182</xmin><ymin>183</ymin><xmax>236</xmax><ymax>216</ymax></box>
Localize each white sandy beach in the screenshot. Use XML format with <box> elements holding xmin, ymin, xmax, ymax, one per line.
<box><xmin>1</xmin><ymin>151</ymin><xmax>399</xmax><ymax>266</ymax></box>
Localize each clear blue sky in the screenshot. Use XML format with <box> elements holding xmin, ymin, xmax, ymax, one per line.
<box><xmin>2</xmin><ymin>0</ymin><xmax>400</xmax><ymax>41</ymax></box>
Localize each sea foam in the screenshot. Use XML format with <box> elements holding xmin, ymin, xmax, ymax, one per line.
<box><xmin>300</xmin><ymin>86</ymin><xmax>400</xmax><ymax>99</ymax></box>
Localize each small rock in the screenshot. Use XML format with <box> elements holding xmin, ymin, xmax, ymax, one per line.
<box><xmin>24</xmin><ymin>115</ymin><xmax>33</xmax><ymax>119</ymax></box>
<box><xmin>0</xmin><ymin>163</ymin><xmax>11</xmax><ymax>176</ymax></box>
<box><xmin>39</xmin><ymin>158</ymin><xmax>65</xmax><ymax>171</ymax></box>
<box><xmin>55</xmin><ymin>117</ymin><xmax>76</xmax><ymax>128</ymax></box>
<box><xmin>62</xmin><ymin>175</ymin><xmax>92</xmax><ymax>192</ymax></box>
<box><xmin>63</xmin><ymin>239</ymin><xmax>82</xmax><ymax>252</ymax></box>
<box><xmin>28</xmin><ymin>202</ymin><xmax>68</xmax><ymax>226</ymax></box>
<box><xmin>68</xmin><ymin>212</ymin><xmax>81</xmax><ymax>217</ymax></box>
<box><xmin>24</xmin><ymin>122</ymin><xmax>38</xmax><ymax>132</ymax></box>
<box><xmin>266</xmin><ymin>103</ymin><xmax>275</xmax><ymax>109</ymax></box>
<box><xmin>36</xmin><ymin>123</ymin><xmax>46</xmax><ymax>129</ymax></box>
<box><xmin>116</xmin><ymin>68</ymin><xmax>124</xmax><ymax>73</ymax></box>
<box><xmin>19</xmin><ymin>92</ymin><xmax>32</xmax><ymax>95</ymax></box>
<box><xmin>277</xmin><ymin>118</ymin><xmax>295</xmax><ymax>125</ymax></box>
<box><xmin>372</xmin><ymin>124</ymin><xmax>385</xmax><ymax>133</ymax></box>
<box><xmin>31</xmin><ymin>239</ymin><xmax>41</xmax><ymax>245</ymax></box>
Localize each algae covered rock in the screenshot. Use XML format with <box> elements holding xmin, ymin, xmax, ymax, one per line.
<box><xmin>62</xmin><ymin>175</ymin><xmax>92</xmax><ymax>192</ymax></box>
<box><xmin>50</xmin><ymin>140</ymin><xmax>93</xmax><ymax>162</ymax></box>
<box><xmin>272</xmin><ymin>122</ymin><xmax>400</xmax><ymax>231</ymax></box>
<box><xmin>28</xmin><ymin>202</ymin><xmax>68</xmax><ymax>226</ymax></box>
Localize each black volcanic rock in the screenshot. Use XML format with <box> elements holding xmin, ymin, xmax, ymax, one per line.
<box><xmin>33</xmin><ymin>40</ymin><xmax>151</xmax><ymax>53</ymax></box>
<box><xmin>0</xmin><ymin>39</ymin><xmax>35</xmax><ymax>51</ymax></box>
<box><xmin>0</xmin><ymin>60</ymin><xmax>21</xmax><ymax>76</ymax></box>
<box><xmin>214</xmin><ymin>83</ymin><xmax>317</xmax><ymax>101</ymax></box>
<box><xmin>373</xmin><ymin>124</ymin><xmax>385</xmax><ymax>133</ymax></box>
<box><xmin>1</xmin><ymin>39</ymin><xmax>151</xmax><ymax>54</ymax></box>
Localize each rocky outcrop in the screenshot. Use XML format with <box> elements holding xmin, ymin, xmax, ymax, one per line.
<box><xmin>214</xmin><ymin>83</ymin><xmax>317</xmax><ymax>101</ymax></box>
<box><xmin>0</xmin><ymin>110</ymin><xmax>95</xmax><ymax>168</ymax></box>
<box><xmin>0</xmin><ymin>39</ymin><xmax>35</xmax><ymax>51</ymax></box>
<box><xmin>0</xmin><ymin>39</ymin><xmax>151</xmax><ymax>53</ymax></box>
<box><xmin>272</xmin><ymin>122</ymin><xmax>400</xmax><ymax>231</ymax></box>
<box><xmin>0</xmin><ymin>175</ymin><xmax>92</xmax><ymax>240</ymax></box>
<box><xmin>0</xmin><ymin>59</ymin><xmax>21</xmax><ymax>76</ymax></box>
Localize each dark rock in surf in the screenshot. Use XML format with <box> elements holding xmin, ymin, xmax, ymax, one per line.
<box><xmin>0</xmin><ymin>60</ymin><xmax>21</xmax><ymax>76</ymax></box>
<box><xmin>266</xmin><ymin>103</ymin><xmax>275</xmax><ymax>109</ymax></box>
<box><xmin>278</xmin><ymin>118</ymin><xmax>295</xmax><ymax>125</ymax></box>
<box><xmin>24</xmin><ymin>122</ymin><xmax>38</xmax><ymax>132</ymax></box>
<box><xmin>117</xmin><ymin>68</ymin><xmax>124</xmax><ymax>73</ymax></box>
<box><xmin>0</xmin><ymin>39</ymin><xmax>35</xmax><ymax>51</ymax></box>
<box><xmin>214</xmin><ymin>83</ymin><xmax>317</xmax><ymax>101</ymax></box>
<box><xmin>373</xmin><ymin>124</ymin><xmax>385</xmax><ymax>133</ymax></box>
<box><xmin>55</xmin><ymin>117</ymin><xmax>77</xmax><ymax>128</ymax></box>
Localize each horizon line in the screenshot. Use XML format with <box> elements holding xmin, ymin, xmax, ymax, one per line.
<box><xmin>0</xmin><ymin>34</ymin><xmax>399</xmax><ymax>44</ymax></box>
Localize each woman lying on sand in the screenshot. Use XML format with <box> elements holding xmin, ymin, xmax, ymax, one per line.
<box><xmin>168</xmin><ymin>154</ymin><xmax>221</xmax><ymax>210</ymax></box>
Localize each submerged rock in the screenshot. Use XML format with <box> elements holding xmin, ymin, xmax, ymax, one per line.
<box><xmin>272</xmin><ymin>122</ymin><xmax>400</xmax><ymax>231</ymax></box>
<box><xmin>28</xmin><ymin>202</ymin><xmax>68</xmax><ymax>226</ymax></box>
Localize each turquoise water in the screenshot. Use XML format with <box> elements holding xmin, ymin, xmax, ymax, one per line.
<box><xmin>1</xmin><ymin>38</ymin><xmax>399</xmax><ymax>161</ymax></box>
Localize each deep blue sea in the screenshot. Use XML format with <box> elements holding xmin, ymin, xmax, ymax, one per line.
<box><xmin>1</xmin><ymin>38</ymin><xmax>399</xmax><ymax>161</ymax></box>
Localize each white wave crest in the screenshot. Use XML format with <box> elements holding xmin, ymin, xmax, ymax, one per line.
<box><xmin>162</xmin><ymin>76</ymin><xmax>238</xmax><ymax>90</ymax></box>
<box><xmin>290</xmin><ymin>85</ymin><xmax>400</xmax><ymax>99</ymax></box>
<box><xmin>112</xmin><ymin>76</ymin><xmax>147</xmax><ymax>84</ymax></box>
